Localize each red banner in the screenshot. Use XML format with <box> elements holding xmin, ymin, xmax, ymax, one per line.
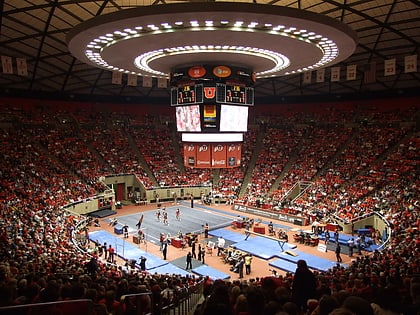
<box><xmin>196</xmin><ymin>144</ymin><xmax>212</xmax><ymax>168</ymax></box>
<box><xmin>183</xmin><ymin>143</ymin><xmax>242</xmax><ymax>168</ymax></box>
<box><xmin>226</xmin><ymin>143</ymin><xmax>242</xmax><ymax>168</ymax></box>
<box><xmin>184</xmin><ymin>143</ymin><xmax>196</xmax><ymax>167</ymax></box>
<box><xmin>211</xmin><ymin>144</ymin><xmax>227</xmax><ymax>168</ymax></box>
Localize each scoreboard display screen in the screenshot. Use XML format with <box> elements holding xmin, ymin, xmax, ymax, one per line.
<box><xmin>226</xmin><ymin>84</ymin><xmax>246</xmax><ymax>104</ymax></box>
<box><xmin>176</xmin><ymin>105</ymin><xmax>201</xmax><ymax>132</ymax></box>
<box><xmin>172</xmin><ymin>82</ymin><xmax>253</xmax><ymax>106</ymax></box>
<box><xmin>220</xmin><ymin>105</ymin><xmax>248</xmax><ymax>132</ymax></box>
<box><xmin>171</xmin><ymin>64</ymin><xmax>254</xmax><ymax>168</ymax></box>
<box><xmin>216</xmin><ymin>83</ymin><xmax>254</xmax><ymax>106</ymax></box>
<box><xmin>171</xmin><ymin>84</ymin><xmax>204</xmax><ymax>106</ymax></box>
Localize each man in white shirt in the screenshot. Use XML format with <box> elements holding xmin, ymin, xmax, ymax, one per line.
<box><xmin>217</xmin><ymin>236</ymin><xmax>225</xmax><ymax>256</ymax></box>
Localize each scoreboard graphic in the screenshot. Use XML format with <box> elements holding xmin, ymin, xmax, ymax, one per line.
<box><xmin>172</xmin><ymin>64</ymin><xmax>254</xmax><ymax>169</ymax></box>
<box><xmin>171</xmin><ymin>82</ymin><xmax>253</xmax><ymax>106</ymax></box>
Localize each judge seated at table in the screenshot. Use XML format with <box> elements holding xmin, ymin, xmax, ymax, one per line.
<box><xmin>311</xmin><ymin>220</ymin><xmax>321</xmax><ymax>234</ymax></box>
<box><xmin>278</xmin><ymin>229</ymin><xmax>288</xmax><ymax>242</ymax></box>
<box><xmin>293</xmin><ymin>232</ymin><xmax>304</xmax><ymax>243</ymax></box>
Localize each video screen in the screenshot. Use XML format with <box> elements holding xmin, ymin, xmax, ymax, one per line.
<box><xmin>176</xmin><ymin>105</ymin><xmax>201</xmax><ymax>132</ymax></box>
<box><xmin>219</xmin><ymin>105</ymin><xmax>248</xmax><ymax>132</ymax></box>
<box><xmin>203</xmin><ymin>105</ymin><xmax>217</xmax><ymax>129</ymax></box>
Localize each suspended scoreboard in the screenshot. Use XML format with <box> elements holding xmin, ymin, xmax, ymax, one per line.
<box><xmin>171</xmin><ymin>82</ymin><xmax>254</xmax><ymax>107</ymax></box>
<box><xmin>170</xmin><ymin>64</ymin><xmax>255</xmax><ymax>169</ymax></box>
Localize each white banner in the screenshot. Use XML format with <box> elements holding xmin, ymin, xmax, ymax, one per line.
<box><xmin>404</xmin><ymin>55</ymin><xmax>417</xmax><ymax>73</ymax></box>
<box><xmin>157</xmin><ymin>77</ymin><xmax>167</xmax><ymax>88</ymax></box>
<box><xmin>330</xmin><ymin>67</ymin><xmax>340</xmax><ymax>82</ymax></box>
<box><xmin>303</xmin><ymin>71</ymin><xmax>312</xmax><ymax>84</ymax></box>
<box><xmin>1</xmin><ymin>56</ymin><xmax>13</xmax><ymax>74</ymax></box>
<box><xmin>127</xmin><ymin>74</ymin><xmax>137</xmax><ymax>87</ymax></box>
<box><xmin>142</xmin><ymin>76</ymin><xmax>152</xmax><ymax>87</ymax></box>
<box><xmin>111</xmin><ymin>71</ymin><xmax>122</xmax><ymax>85</ymax></box>
<box><xmin>384</xmin><ymin>58</ymin><xmax>396</xmax><ymax>76</ymax></box>
<box><xmin>16</xmin><ymin>58</ymin><xmax>28</xmax><ymax>76</ymax></box>
<box><xmin>316</xmin><ymin>69</ymin><xmax>325</xmax><ymax>83</ymax></box>
<box><xmin>346</xmin><ymin>64</ymin><xmax>357</xmax><ymax>81</ymax></box>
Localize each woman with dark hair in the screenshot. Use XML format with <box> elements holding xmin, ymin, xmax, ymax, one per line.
<box><xmin>291</xmin><ymin>259</ymin><xmax>317</xmax><ymax>312</ymax></box>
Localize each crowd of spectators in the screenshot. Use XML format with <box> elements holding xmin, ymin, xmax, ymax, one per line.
<box><xmin>0</xmin><ymin>100</ymin><xmax>419</xmax><ymax>314</ymax></box>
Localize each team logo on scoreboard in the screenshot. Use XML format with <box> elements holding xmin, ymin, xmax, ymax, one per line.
<box><xmin>198</xmin><ymin>145</ymin><xmax>208</xmax><ymax>152</ymax></box>
<box><xmin>214</xmin><ymin>144</ymin><xmax>224</xmax><ymax>152</ymax></box>
<box><xmin>188</xmin><ymin>66</ymin><xmax>206</xmax><ymax>78</ymax></box>
<box><xmin>213</xmin><ymin>66</ymin><xmax>231</xmax><ymax>78</ymax></box>
<box><xmin>203</xmin><ymin>87</ymin><xmax>216</xmax><ymax>99</ymax></box>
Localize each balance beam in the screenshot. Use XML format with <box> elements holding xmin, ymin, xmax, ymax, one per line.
<box><xmin>245</xmin><ymin>230</ymin><xmax>287</xmax><ymax>251</ymax></box>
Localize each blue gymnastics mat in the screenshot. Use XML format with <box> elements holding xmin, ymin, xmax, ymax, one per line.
<box><xmin>232</xmin><ymin>235</ymin><xmax>297</xmax><ymax>259</ymax></box>
<box><xmin>317</xmin><ymin>232</ymin><xmax>380</xmax><ymax>252</ymax></box>
<box><xmin>209</xmin><ymin>228</ymin><xmax>249</xmax><ymax>243</ymax></box>
<box><xmin>89</xmin><ymin>230</ymin><xmax>167</xmax><ymax>270</ymax></box>
<box><xmin>191</xmin><ymin>264</ymin><xmax>231</xmax><ymax>280</ymax></box>
<box><xmin>209</xmin><ymin>228</ymin><xmax>297</xmax><ymax>259</ymax></box>
<box><xmin>88</xmin><ymin>230</ymin><xmax>229</xmax><ymax>279</ymax></box>
<box><xmin>268</xmin><ymin>259</ymin><xmax>297</xmax><ymax>273</ymax></box>
<box><xmin>275</xmin><ymin>249</ymin><xmax>346</xmax><ymax>272</ymax></box>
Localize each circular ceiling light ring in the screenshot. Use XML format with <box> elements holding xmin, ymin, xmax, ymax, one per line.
<box><xmin>67</xmin><ymin>2</ymin><xmax>357</xmax><ymax>78</ymax></box>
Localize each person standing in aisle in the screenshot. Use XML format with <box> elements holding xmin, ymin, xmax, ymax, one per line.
<box><xmin>186</xmin><ymin>252</ymin><xmax>192</xmax><ymax>270</ymax></box>
<box><xmin>204</xmin><ymin>223</ymin><xmax>209</xmax><ymax>238</ymax></box>
<box><xmin>102</xmin><ymin>242</ymin><xmax>108</xmax><ymax>260</ymax></box>
<box><xmin>162</xmin><ymin>242</ymin><xmax>168</xmax><ymax>260</ymax></box>
<box><xmin>191</xmin><ymin>240</ymin><xmax>197</xmax><ymax>259</ymax></box>
<box><xmin>334</xmin><ymin>229</ymin><xmax>340</xmax><ymax>243</ymax></box>
<box><xmin>139</xmin><ymin>256</ymin><xmax>147</xmax><ymax>271</ymax></box>
<box><xmin>108</xmin><ymin>244</ymin><xmax>115</xmax><ymax>263</ymax></box>
<box><xmin>292</xmin><ymin>259</ymin><xmax>317</xmax><ymax>313</ymax></box>
<box><xmin>324</xmin><ymin>230</ymin><xmax>330</xmax><ymax>250</ymax></box>
<box><xmin>347</xmin><ymin>238</ymin><xmax>354</xmax><ymax>257</ymax></box>
<box><xmin>335</xmin><ymin>244</ymin><xmax>342</xmax><ymax>263</ymax></box>
<box><xmin>217</xmin><ymin>237</ymin><xmax>225</xmax><ymax>256</ymax></box>
<box><xmin>237</xmin><ymin>256</ymin><xmax>245</xmax><ymax>278</ymax></box>
<box><xmin>244</xmin><ymin>253</ymin><xmax>253</xmax><ymax>275</ymax></box>
<box><xmin>197</xmin><ymin>244</ymin><xmax>202</xmax><ymax>262</ymax></box>
<box><xmin>201</xmin><ymin>246</ymin><xmax>206</xmax><ymax>264</ymax></box>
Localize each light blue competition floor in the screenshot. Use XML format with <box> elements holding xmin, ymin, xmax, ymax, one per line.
<box><xmin>91</xmin><ymin>203</ymin><xmax>368</xmax><ymax>277</ymax></box>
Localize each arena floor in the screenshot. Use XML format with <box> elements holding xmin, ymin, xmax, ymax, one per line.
<box><xmin>89</xmin><ymin>200</ymin><xmax>357</xmax><ymax>280</ymax></box>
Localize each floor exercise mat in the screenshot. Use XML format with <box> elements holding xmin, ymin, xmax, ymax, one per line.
<box><xmin>170</xmin><ymin>256</ymin><xmax>210</xmax><ymax>271</ymax></box>
<box><xmin>108</xmin><ymin>205</ymin><xmax>233</xmax><ymax>246</ymax></box>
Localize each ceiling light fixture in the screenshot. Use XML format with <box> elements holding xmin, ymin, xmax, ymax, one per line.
<box><xmin>67</xmin><ymin>3</ymin><xmax>357</xmax><ymax>80</ymax></box>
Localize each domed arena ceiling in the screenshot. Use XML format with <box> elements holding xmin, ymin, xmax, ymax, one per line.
<box><xmin>0</xmin><ymin>0</ymin><xmax>419</xmax><ymax>104</ymax></box>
